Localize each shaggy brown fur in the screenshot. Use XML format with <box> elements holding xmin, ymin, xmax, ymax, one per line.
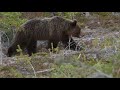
<box><xmin>7</xmin><ymin>16</ymin><xmax>81</xmax><ymax>57</ymax></box>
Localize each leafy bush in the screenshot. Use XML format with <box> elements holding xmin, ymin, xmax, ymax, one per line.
<box><xmin>0</xmin><ymin>12</ymin><xmax>27</xmax><ymax>41</ymax></box>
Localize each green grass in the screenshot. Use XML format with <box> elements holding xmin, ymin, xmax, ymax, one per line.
<box><xmin>0</xmin><ymin>66</ymin><xmax>24</xmax><ymax>78</ymax></box>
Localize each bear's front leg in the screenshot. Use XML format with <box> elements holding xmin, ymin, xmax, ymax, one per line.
<box><xmin>26</xmin><ymin>40</ymin><xmax>37</xmax><ymax>56</ymax></box>
<box><xmin>62</xmin><ymin>37</ymin><xmax>78</xmax><ymax>50</ymax></box>
<box><xmin>47</xmin><ymin>40</ymin><xmax>59</xmax><ymax>51</ymax></box>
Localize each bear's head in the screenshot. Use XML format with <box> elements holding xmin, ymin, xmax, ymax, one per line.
<box><xmin>7</xmin><ymin>47</ymin><xmax>15</xmax><ymax>57</ymax></box>
<box><xmin>7</xmin><ymin>45</ymin><xmax>18</xmax><ymax>57</ymax></box>
<box><xmin>66</xmin><ymin>19</ymin><xmax>81</xmax><ymax>38</ymax></box>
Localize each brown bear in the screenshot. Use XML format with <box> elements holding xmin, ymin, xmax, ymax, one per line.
<box><xmin>7</xmin><ymin>16</ymin><xmax>81</xmax><ymax>57</ymax></box>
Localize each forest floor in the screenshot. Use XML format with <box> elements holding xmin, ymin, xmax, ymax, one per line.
<box><xmin>1</xmin><ymin>17</ymin><xmax>120</xmax><ymax>78</ymax></box>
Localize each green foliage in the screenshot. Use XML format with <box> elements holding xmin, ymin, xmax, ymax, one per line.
<box><xmin>50</xmin><ymin>63</ymin><xmax>81</xmax><ymax>78</ymax></box>
<box><xmin>0</xmin><ymin>66</ymin><xmax>23</xmax><ymax>78</ymax></box>
<box><xmin>52</xmin><ymin>12</ymin><xmax>80</xmax><ymax>19</ymax></box>
<box><xmin>92</xmin><ymin>12</ymin><xmax>112</xmax><ymax>17</ymax></box>
<box><xmin>16</xmin><ymin>45</ymin><xmax>23</xmax><ymax>56</ymax></box>
<box><xmin>0</xmin><ymin>12</ymin><xmax>27</xmax><ymax>41</ymax></box>
<box><xmin>0</xmin><ymin>12</ymin><xmax>27</xmax><ymax>31</ymax></box>
<box><xmin>93</xmin><ymin>61</ymin><xmax>113</xmax><ymax>74</ymax></box>
<box><xmin>62</xmin><ymin>12</ymin><xmax>79</xmax><ymax>19</ymax></box>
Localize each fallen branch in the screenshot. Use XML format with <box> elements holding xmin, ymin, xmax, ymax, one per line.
<box><xmin>35</xmin><ymin>68</ymin><xmax>55</xmax><ymax>74</ymax></box>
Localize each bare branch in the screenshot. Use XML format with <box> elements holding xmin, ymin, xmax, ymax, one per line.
<box><xmin>35</xmin><ymin>68</ymin><xmax>55</xmax><ymax>74</ymax></box>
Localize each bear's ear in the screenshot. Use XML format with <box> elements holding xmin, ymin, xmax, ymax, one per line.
<box><xmin>71</xmin><ymin>20</ymin><xmax>77</xmax><ymax>27</ymax></box>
